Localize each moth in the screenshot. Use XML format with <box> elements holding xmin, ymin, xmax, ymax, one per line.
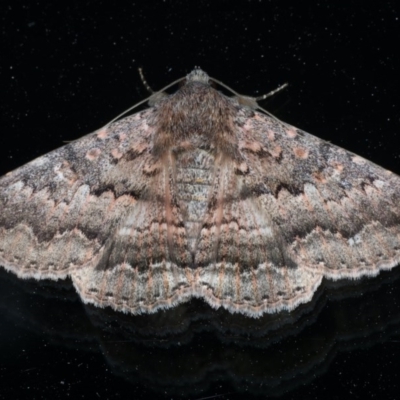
<box><xmin>1</xmin><ymin>68</ymin><xmax>399</xmax><ymax>317</ymax></box>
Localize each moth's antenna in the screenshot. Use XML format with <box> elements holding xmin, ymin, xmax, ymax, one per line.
<box><xmin>209</xmin><ymin>77</ymin><xmax>242</xmax><ymax>97</ymax></box>
<box><xmin>103</xmin><ymin>96</ymin><xmax>155</xmax><ymax>127</ymax></box>
<box><xmin>253</xmin><ymin>83</ymin><xmax>289</xmax><ymax>120</ymax></box>
<box><xmin>138</xmin><ymin>68</ymin><xmax>154</xmax><ymax>94</ymax></box>
<box><xmin>209</xmin><ymin>77</ymin><xmax>288</xmax><ymax>121</ymax></box>
<box><xmin>102</xmin><ymin>72</ymin><xmax>186</xmax><ymax>127</ymax></box>
<box><xmin>255</xmin><ymin>83</ymin><xmax>288</xmax><ymax>101</ymax></box>
<box><xmin>210</xmin><ymin>78</ymin><xmax>288</xmax><ymax>101</ymax></box>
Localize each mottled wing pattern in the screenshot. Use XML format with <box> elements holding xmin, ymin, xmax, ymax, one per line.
<box><xmin>0</xmin><ymin>111</ymin><xmax>193</xmax><ymax>312</ymax></box>
<box><xmin>72</xmin><ymin>145</ymin><xmax>196</xmax><ymax>314</ymax></box>
<box><xmin>72</xmin><ymin>198</ymin><xmax>195</xmax><ymax>314</ymax></box>
<box><xmin>2</xmin><ymin>68</ymin><xmax>400</xmax><ymax>317</ymax></box>
<box><xmin>195</xmin><ymin>108</ymin><xmax>400</xmax><ymax>315</ymax></box>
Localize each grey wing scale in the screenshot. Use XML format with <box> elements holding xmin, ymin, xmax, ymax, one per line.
<box><xmin>72</xmin><ymin>157</ymin><xmax>195</xmax><ymax>314</ymax></box>
<box><xmin>0</xmin><ymin>111</ymin><xmax>194</xmax><ymax>313</ymax></box>
<box><xmin>191</xmin><ymin>109</ymin><xmax>400</xmax><ymax>316</ymax></box>
<box><xmin>250</xmin><ymin>115</ymin><xmax>400</xmax><ymax>278</ymax></box>
<box><xmin>0</xmin><ymin>112</ymin><xmax>152</xmax><ymax>278</ymax></box>
<box><xmin>194</xmin><ymin>189</ymin><xmax>323</xmax><ymax>315</ymax></box>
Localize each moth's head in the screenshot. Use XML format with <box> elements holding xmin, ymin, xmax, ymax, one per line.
<box><xmin>185</xmin><ymin>68</ymin><xmax>210</xmax><ymax>85</ymax></box>
<box><xmin>146</xmin><ymin>68</ymin><xmax>210</xmax><ymax>107</ymax></box>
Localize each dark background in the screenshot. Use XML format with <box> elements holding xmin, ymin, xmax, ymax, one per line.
<box><xmin>1</xmin><ymin>1</ymin><xmax>400</xmax><ymax>399</ymax></box>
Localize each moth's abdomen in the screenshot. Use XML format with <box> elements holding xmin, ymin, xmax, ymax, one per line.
<box><xmin>175</xmin><ymin>149</ymin><xmax>214</xmax><ymax>253</ymax></box>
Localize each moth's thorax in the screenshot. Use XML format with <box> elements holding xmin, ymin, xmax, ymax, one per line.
<box><xmin>155</xmin><ymin>82</ymin><xmax>235</xmax><ymax>140</ymax></box>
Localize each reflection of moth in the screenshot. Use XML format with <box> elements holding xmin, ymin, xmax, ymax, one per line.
<box><xmin>1</xmin><ymin>68</ymin><xmax>399</xmax><ymax>317</ymax></box>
